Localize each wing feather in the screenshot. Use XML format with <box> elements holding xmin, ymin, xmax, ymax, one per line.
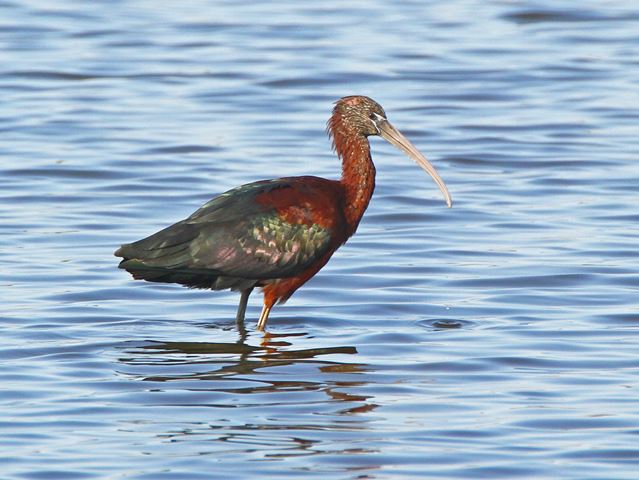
<box><xmin>115</xmin><ymin>178</ymin><xmax>341</xmax><ymax>284</ymax></box>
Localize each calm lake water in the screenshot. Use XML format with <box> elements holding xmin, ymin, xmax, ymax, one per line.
<box><xmin>2</xmin><ymin>1</ymin><xmax>639</xmax><ymax>479</ymax></box>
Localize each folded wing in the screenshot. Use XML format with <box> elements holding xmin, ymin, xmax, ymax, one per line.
<box><xmin>115</xmin><ymin>178</ymin><xmax>338</xmax><ymax>290</ymax></box>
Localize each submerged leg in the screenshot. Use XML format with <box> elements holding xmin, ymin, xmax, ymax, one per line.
<box><xmin>256</xmin><ymin>303</ymin><xmax>272</xmax><ymax>331</ymax></box>
<box><xmin>236</xmin><ymin>287</ymin><xmax>253</xmax><ymax>322</ymax></box>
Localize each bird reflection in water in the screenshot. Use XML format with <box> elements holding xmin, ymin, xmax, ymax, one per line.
<box><xmin>118</xmin><ymin>332</ymin><xmax>371</xmax><ymax>413</ymax></box>
<box><xmin>116</xmin><ymin>331</ymin><xmax>381</xmax><ymax>466</ymax></box>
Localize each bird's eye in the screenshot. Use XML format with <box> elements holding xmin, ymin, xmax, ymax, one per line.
<box><xmin>368</xmin><ymin>113</ymin><xmax>382</xmax><ymax>134</ymax></box>
<box><xmin>369</xmin><ymin>112</ymin><xmax>385</xmax><ymax>123</ymax></box>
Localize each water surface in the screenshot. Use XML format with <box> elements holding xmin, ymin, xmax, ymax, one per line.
<box><xmin>2</xmin><ymin>1</ymin><xmax>639</xmax><ymax>479</ymax></box>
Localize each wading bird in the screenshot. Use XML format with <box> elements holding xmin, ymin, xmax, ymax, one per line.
<box><xmin>115</xmin><ymin>96</ymin><xmax>452</xmax><ymax>330</ymax></box>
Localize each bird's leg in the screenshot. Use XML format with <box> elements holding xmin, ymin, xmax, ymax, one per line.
<box><xmin>236</xmin><ymin>287</ymin><xmax>253</xmax><ymax>323</ymax></box>
<box><xmin>256</xmin><ymin>303</ymin><xmax>272</xmax><ymax>331</ymax></box>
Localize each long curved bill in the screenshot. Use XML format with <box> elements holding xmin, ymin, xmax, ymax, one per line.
<box><xmin>378</xmin><ymin>119</ymin><xmax>452</xmax><ymax>208</ymax></box>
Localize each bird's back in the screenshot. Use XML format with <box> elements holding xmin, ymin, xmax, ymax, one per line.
<box><xmin>115</xmin><ymin>176</ymin><xmax>348</xmax><ymax>291</ymax></box>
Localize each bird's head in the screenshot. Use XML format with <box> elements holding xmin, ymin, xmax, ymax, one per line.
<box><xmin>331</xmin><ymin>95</ymin><xmax>388</xmax><ymax>137</ymax></box>
<box><xmin>329</xmin><ymin>95</ymin><xmax>452</xmax><ymax>208</ymax></box>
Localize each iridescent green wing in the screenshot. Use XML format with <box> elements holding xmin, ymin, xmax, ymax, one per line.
<box><xmin>116</xmin><ymin>179</ymin><xmax>335</xmax><ymax>280</ymax></box>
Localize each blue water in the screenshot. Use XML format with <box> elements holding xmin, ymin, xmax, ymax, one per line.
<box><xmin>2</xmin><ymin>1</ymin><xmax>639</xmax><ymax>478</ymax></box>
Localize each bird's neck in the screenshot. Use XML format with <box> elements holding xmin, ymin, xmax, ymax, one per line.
<box><xmin>335</xmin><ymin>131</ymin><xmax>376</xmax><ymax>236</ymax></box>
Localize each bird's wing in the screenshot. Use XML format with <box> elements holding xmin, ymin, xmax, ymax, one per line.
<box><xmin>115</xmin><ymin>178</ymin><xmax>342</xmax><ymax>279</ymax></box>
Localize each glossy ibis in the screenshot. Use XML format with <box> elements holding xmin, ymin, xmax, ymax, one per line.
<box><xmin>115</xmin><ymin>96</ymin><xmax>452</xmax><ymax>330</ymax></box>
